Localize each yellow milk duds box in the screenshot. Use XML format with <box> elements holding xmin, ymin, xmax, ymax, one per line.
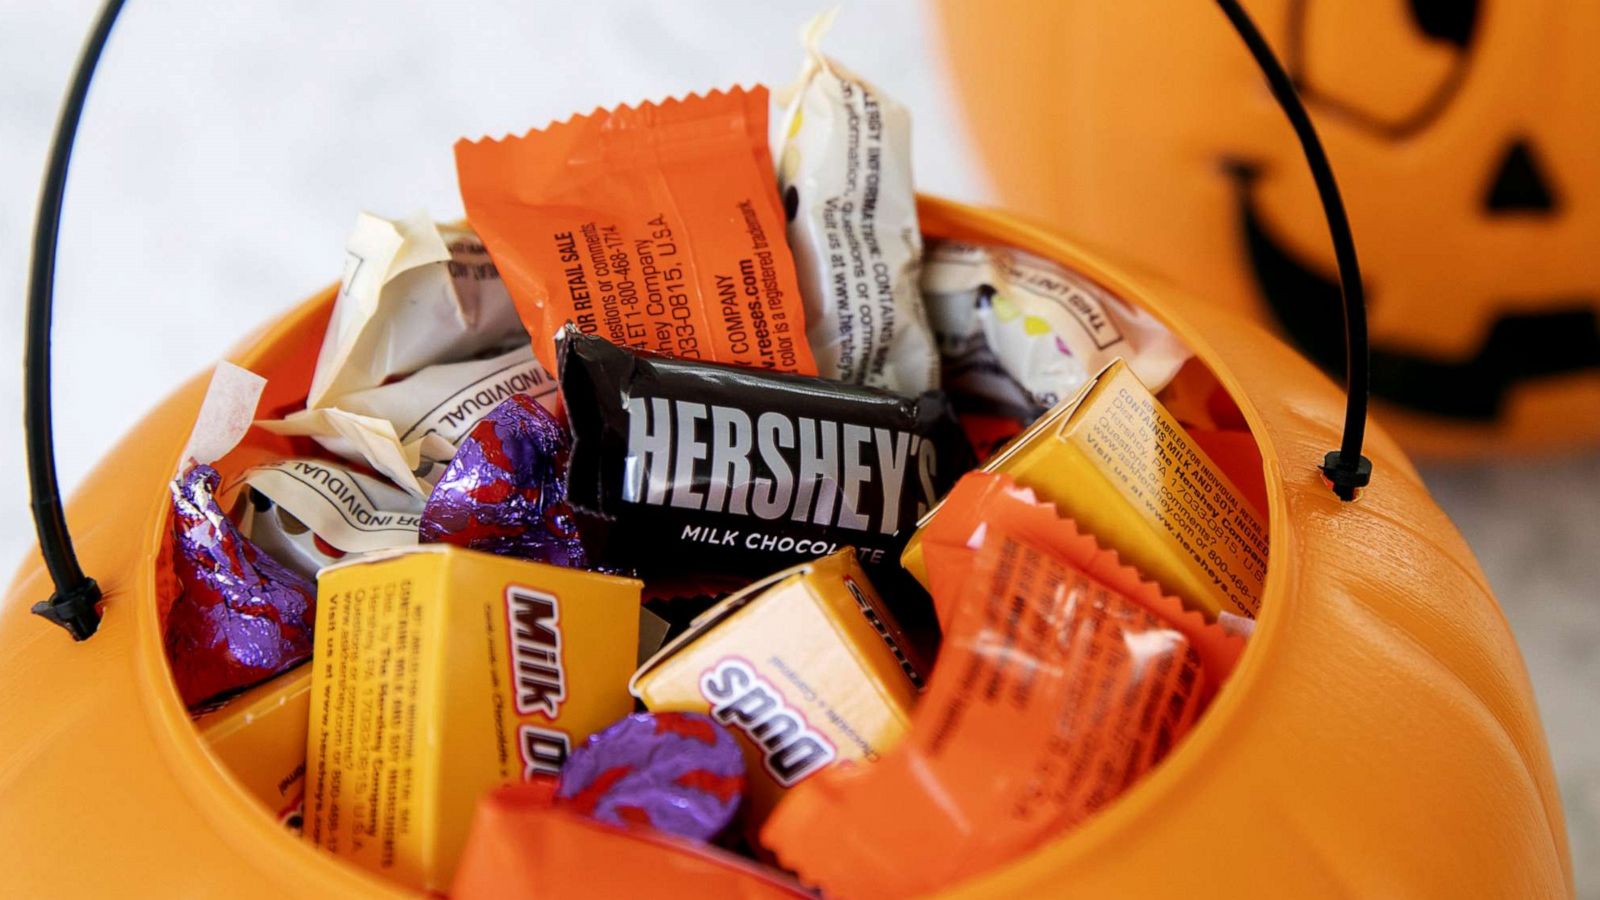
<box><xmin>904</xmin><ymin>359</ymin><xmax>1268</xmax><ymax>619</ymax></box>
<box><xmin>198</xmin><ymin>664</ymin><xmax>312</xmax><ymax>828</ymax></box>
<box><xmin>304</xmin><ymin>545</ymin><xmax>642</xmax><ymax>891</ymax></box>
<box><xmin>630</xmin><ymin>549</ymin><xmax>922</xmax><ymax>827</ymax></box>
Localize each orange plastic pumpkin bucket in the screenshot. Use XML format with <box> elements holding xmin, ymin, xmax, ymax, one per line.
<box><xmin>1</xmin><ymin>197</ymin><xmax>1571</xmax><ymax>897</ymax></box>
<box><xmin>3</xmin><ymin>3</ymin><xmax>1572</xmax><ymax>897</ymax></box>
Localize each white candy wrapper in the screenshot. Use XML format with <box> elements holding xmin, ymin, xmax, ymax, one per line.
<box><xmin>775</xmin><ymin>11</ymin><xmax>938</xmax><ymax>396</ymax></box>
<box><xmin>180</xmin><ymin>362</ymin><xmax>267</xmax><ymax>470</ymax></box>
<box><xmin>261</xmin><ymin>344</ymin><xmax>557</xmax><ymax>496</ymax></box>
<box><xmin>231</xmin><ymin>459</ymin><xmax>424</xmax><ymax>580</ymax></box>
<box><xmin>263</xmin><ymin>212</ymin><xmax>556</xmax><ymax>495</ymax></box>
<box><xmin>922</xmin><ymin>240</ymin><xmax>1191</xmax><ymax>414</ymax></box>
<box><xmin>308</xmin><ymin>212</ymin><xmax>525</xmax><ymax>408</ymax></box>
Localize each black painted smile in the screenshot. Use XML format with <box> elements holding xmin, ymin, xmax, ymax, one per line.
<box><xmin>1229</xmin><ymin>163</ymin><xmax>1600</xmax><ymax>420</ymax></box>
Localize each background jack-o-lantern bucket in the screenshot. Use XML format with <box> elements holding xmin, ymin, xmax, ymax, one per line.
<box><xmin>937</xmin><ymin>0</ymin><xmax>1600</xmax><ymax>457</ymax></box>
<box><xmin>0</xmin><ymin>1</ymin><xmax>1573</xmax><ymax>896</ymax></box>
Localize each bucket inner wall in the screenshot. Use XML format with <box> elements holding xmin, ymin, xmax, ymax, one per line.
<box><xmin>150</xmin><ymin>197</ymin><xmax>1279</xmax><ymax>893</ymax></box>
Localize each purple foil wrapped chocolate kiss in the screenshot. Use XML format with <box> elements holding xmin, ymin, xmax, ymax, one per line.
<box><xmin>165</xmin><ymin>464</ymin><xmax>316</xmax><ymax>708</ymax></box>
<box><xmin>419</xmin><ymin>393</ymin><xmax>586</xmax><ymax>566</ymax></box>
<box><xmin>557</xmin><ymin>711</ymin><xmax>747</xmax><ymax>841</ymax></box>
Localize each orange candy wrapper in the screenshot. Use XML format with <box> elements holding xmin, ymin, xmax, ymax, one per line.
<box><xmin>761</xmin><ymin>473</ymin><xmax>1244</xmax><ymax>898</ymax></box>
<box><xmin>452</xmin><ymin>782</ymin><xmax>807</xmax><ymax>900</ymax></box>
<box><xmin>457</xmin><ymin>87</ymin><xmax>817</xmax><ymax>378</ymax></box>
<box><xmin>917</xmin><ymin>472</ymin><xmax>1243</xmax><ymax>685</ymax></box>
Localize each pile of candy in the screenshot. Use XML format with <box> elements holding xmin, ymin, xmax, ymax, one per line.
<box><xmin>171</xmin><ymin>18</ymin><xmax>1264</xmax><ymax>898</ymax></box>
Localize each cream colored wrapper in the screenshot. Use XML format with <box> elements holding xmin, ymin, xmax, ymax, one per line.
<box><xmin>261</xmin><ymin>345</ymin><xmax>557</xmax><ymax>495</ymax></box>
<box><xmin>775</xmin><ymin>11</ymin><xmax>938</xmax><ymax>395</ymax></box>
<box><xmin>308</xmin><ymin>212</ymin><xmax>524</xmax><ymax>409</ymax></box>
<box><xmin>922</xmin><ymin>240</ymin><xmax>1191</xmax><ymax>412</ymax></box>
<box><xmin>230</xmin><ymin>458</ymin><xmax>424</xmax><ymax>580</ymax></box>
<box><xmin>181</xmin><ymin>362</ymin><xmax>267</xmax><ymax>470</ymax></box>
<box><xmin>265</xmin><ymin>211</ymin><xmax>549</xmax><ymax>495</ymax></box>
<box><xmin>234</xmin><ymin>459</ymin><xmax>423</xmax><ymax>554</ymax></box>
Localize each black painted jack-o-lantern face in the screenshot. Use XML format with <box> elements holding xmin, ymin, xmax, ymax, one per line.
<box><xmin>1236</xmin><ymin>0</ymin><xmax>1600</xmax><ymax>421</ymax></box>
<box><xmin>939</xmin><ymin>0</ymin><xmax>1600</xmax><ymax>454</ymax></box>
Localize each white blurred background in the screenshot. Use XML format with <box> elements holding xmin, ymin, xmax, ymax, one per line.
<box><xmin>1</xmin><ymin>2</ymin><xmax>1594</xmax><ymax>894</ymax></box>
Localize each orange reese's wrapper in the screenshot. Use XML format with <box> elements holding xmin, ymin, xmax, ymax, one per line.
<box><xmin>456</xmin><ymin>86</ymin><xmax>817</xmax><ymax>378</ymax></box>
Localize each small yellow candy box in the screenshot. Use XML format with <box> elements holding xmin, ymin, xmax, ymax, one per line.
<box><xmin>304</xmin><ymin>545</ymin><xmax>641</xmax><ymax>891</ymax></box>
<box><xmin>630</xmin><ymin>549</ymin><xmax>922</xmax><ymax>827</ymax></box>
<box><xmin>197</xmin><ymin>664</ymin><xmax>312</xmax><ymax>828</ymax></box>
<box><xmin>904</xmin><ymin>359</ymin><xmax>1268</xmax><ymax>620</ymax></box>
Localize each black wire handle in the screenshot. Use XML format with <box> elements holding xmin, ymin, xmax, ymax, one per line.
<box><xmin>1216</xmin><ymin>0</ymin><xmax>1373</xmax><ymax>501</ymax></box>
<box><xmin>25</xmin><ymin>0</ymin><xmax>125</xmax><ymax>640</ymax></box>
<box><xmin>24</xmin><ymin>0</ymin><xmax>1374</xmax><ymax>641</ymax></box>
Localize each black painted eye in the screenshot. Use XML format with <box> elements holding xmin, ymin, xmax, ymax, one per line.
<box><xmin>784</xmin><ymin>185</ymin><xmax>799</xmax><ymax>222</ymax></box>
<box><xmin>1288</xmin><ymin>0</ymin><xmax>1481</xmax><ymax>138</ymax></box>
<box><xmin>1409</xmin><ymin>0</ymin><xmax>1479</xmax><ymax>48</ymax></box>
